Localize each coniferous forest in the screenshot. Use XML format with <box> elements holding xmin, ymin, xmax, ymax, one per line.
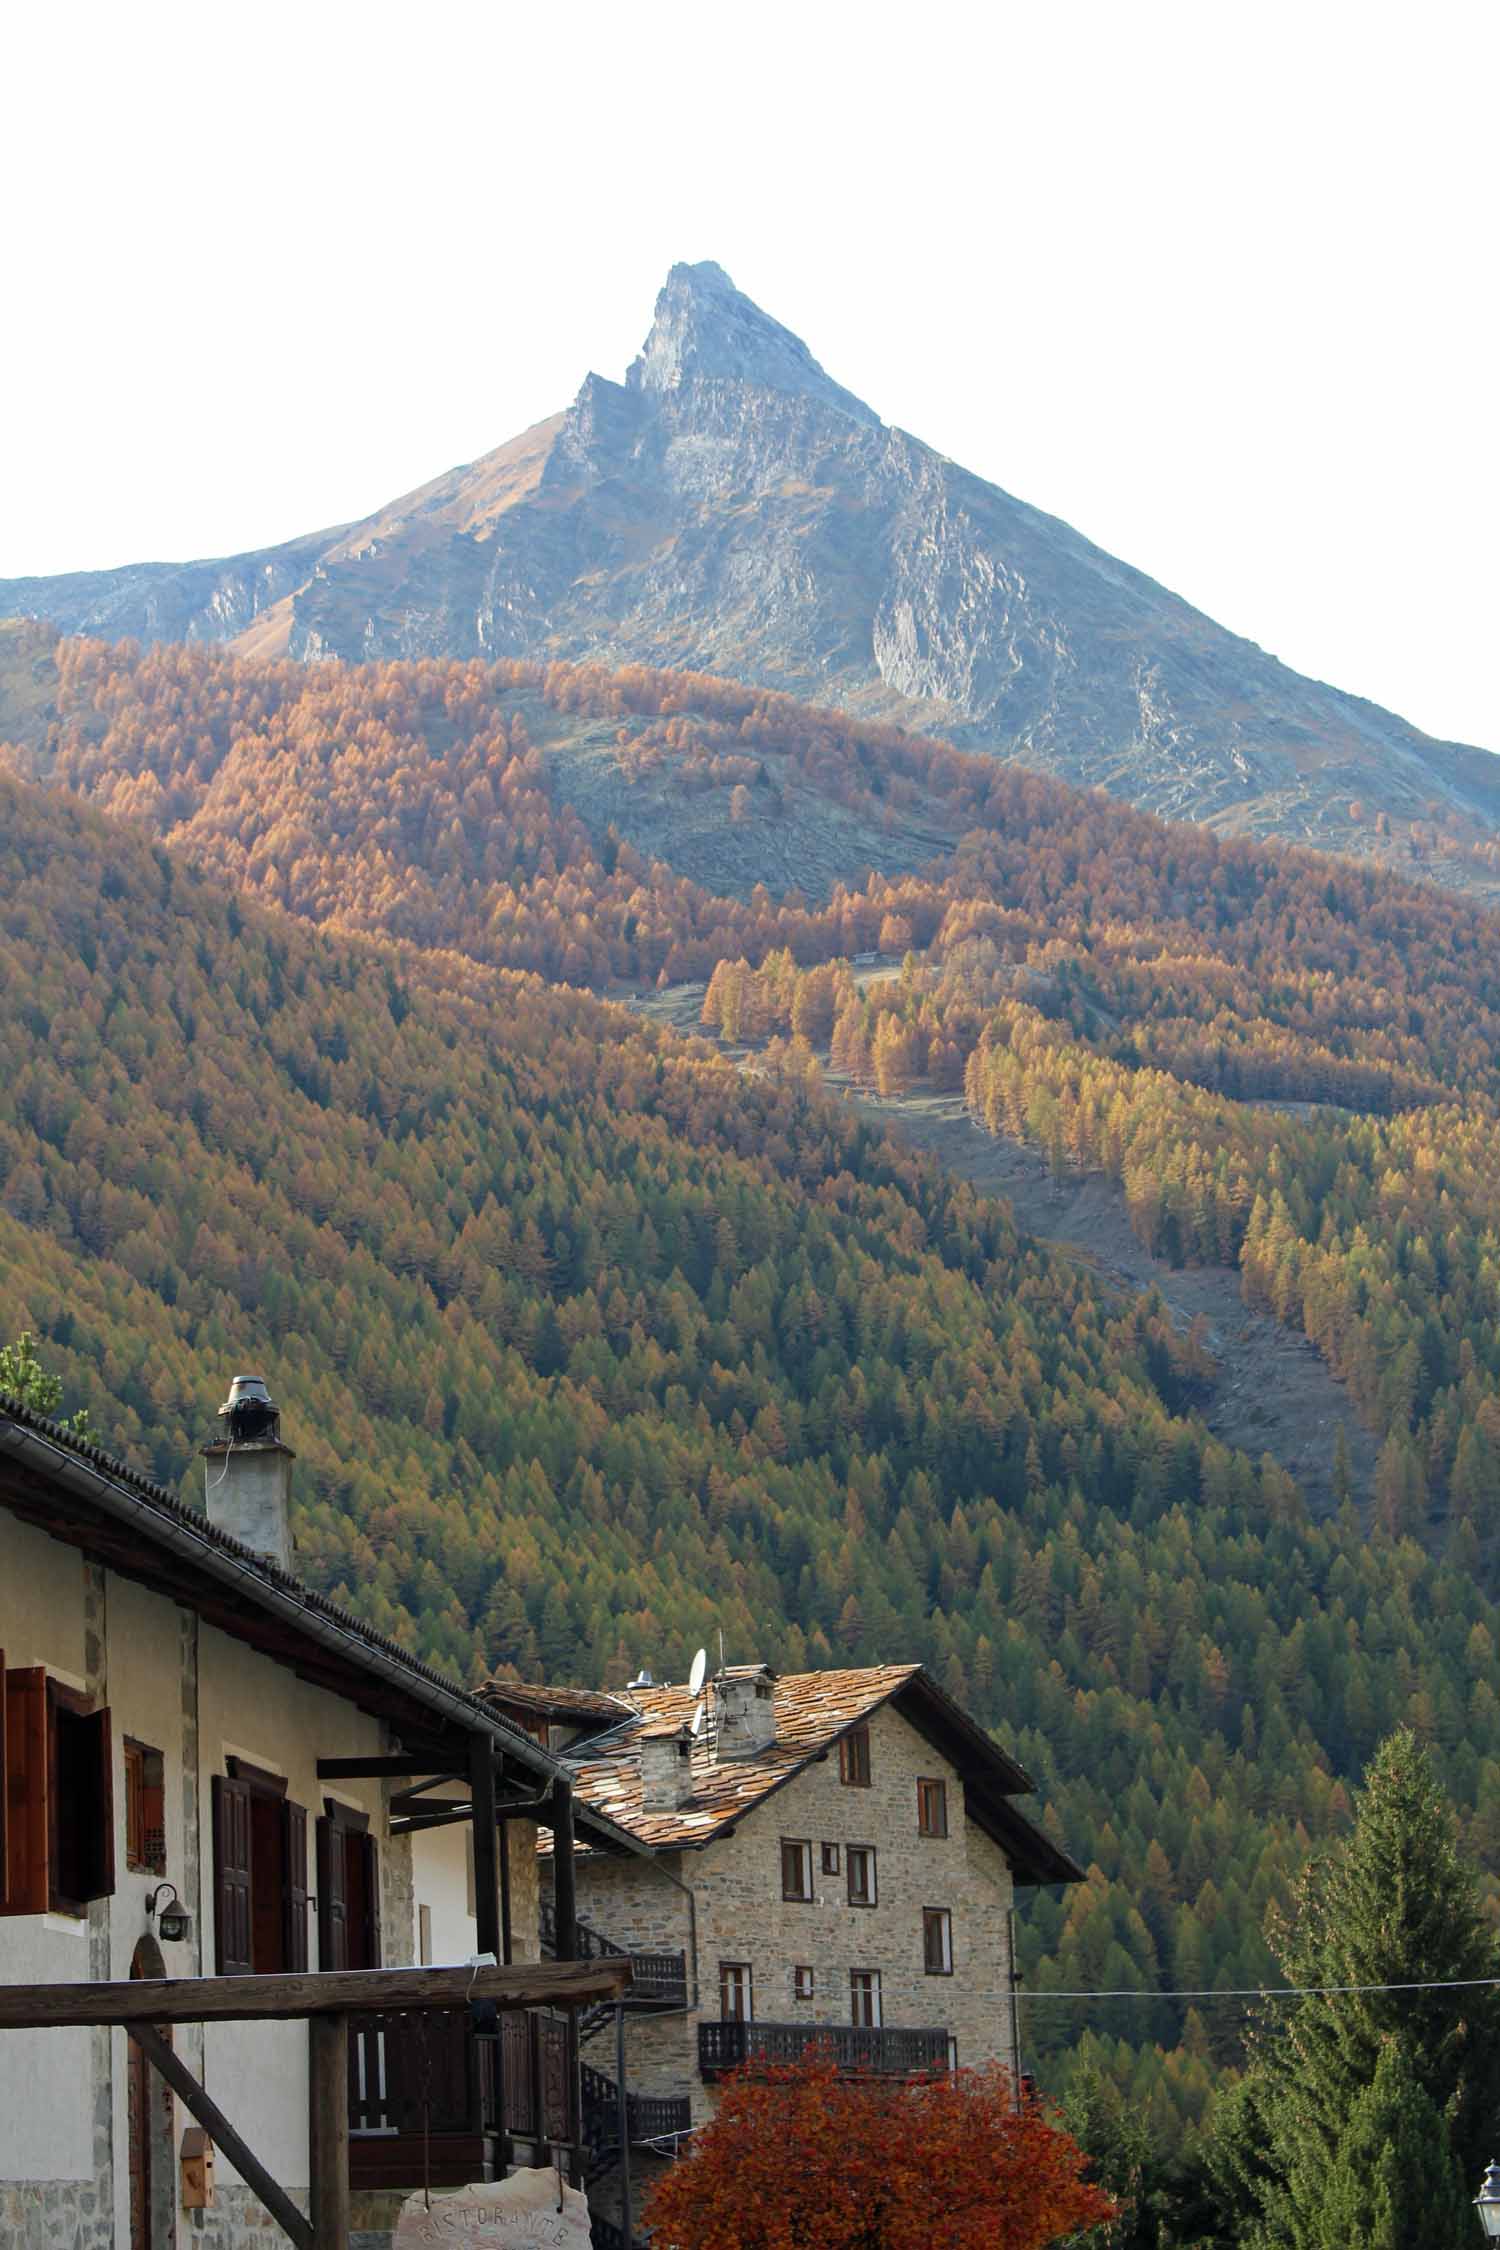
<box><xmin>5</xmin><ymin>632</ymin><xmax>1500</xmax><ymax>2190</ymax></box>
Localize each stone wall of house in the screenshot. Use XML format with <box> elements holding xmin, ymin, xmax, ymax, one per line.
<box><xmin>573</xmin><ymin>1699</ymin><xmax>1019</xmax><ymax>2120</ymax></box>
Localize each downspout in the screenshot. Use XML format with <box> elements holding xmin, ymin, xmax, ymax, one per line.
<box><xmin>1007</xmin><ymin>1903</ymin><xmax>1023</xmax><ymax>2109</ymax></box>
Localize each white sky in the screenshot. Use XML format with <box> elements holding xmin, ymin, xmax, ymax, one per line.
<box><xmin>4</xmin><ymin>0</ymin><xmax>1495</xmax><ymax>750</ymax></box>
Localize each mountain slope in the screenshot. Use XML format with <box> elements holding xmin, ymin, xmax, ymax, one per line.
<box><xmin>4</xmin><ymin>262</ymin><xmax>1496</xmax><ymax>880</ymax></box>
<box><xmin>6</xmin><ymin>766</ymin><xmax>1500</xmax><ymax>2140</ymax></box>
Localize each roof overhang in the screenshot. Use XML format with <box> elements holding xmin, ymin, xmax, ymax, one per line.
<box><xmin>0</xmin><ymin>1404</ymin><xmax>637</xmax><ymax>1854</ymax></box>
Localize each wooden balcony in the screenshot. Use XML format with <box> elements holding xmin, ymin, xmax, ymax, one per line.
<box><xmin>698</xmin><ymin>2019</ymin><xmax>950</xmax><ymax>2081</ymax></box>
<box><xmin>348</xmin><ymin>2006</ymin><xmax>573</xmax><ymax>2188</ymax></box>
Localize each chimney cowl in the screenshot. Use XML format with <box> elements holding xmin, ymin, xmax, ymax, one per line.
<box><xmin>202</xmin><ymin>1376</ymin><xmax>295</xmax><ymax>1571</ymax></box>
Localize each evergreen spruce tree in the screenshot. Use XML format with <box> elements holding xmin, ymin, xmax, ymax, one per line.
<box><xmin>1243</xmin><ymin>1729</ymin><xmax>1500</xmax><ymax>2248</ymax></box>
<box><xmin>1310</xmin><ymin>2039</ymin><xmax>1471</xmax><ymax>2248</ymax></box>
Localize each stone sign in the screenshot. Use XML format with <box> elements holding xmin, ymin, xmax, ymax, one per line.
<box><xmin>394</xmin><ymin>2170</ymin><xmax>594</xmax><ymax>2247</ymax></box>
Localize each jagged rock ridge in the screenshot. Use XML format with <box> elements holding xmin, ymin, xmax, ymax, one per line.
<box><xmin>4</xmin><ymin>260</ymin><xmax>1497</xmax><ymax>874</ymax></box>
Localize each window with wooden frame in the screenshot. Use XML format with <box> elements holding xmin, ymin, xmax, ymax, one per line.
<box><xmin>317</xmin><ymin>1800</ymin><xmax>380</xmax><ymax>1971</ymax></box>
<box><xmin>819</xmin><ymin>1841</ymin><xmax>840</xmax><ymax>1876</ymax></box>
<box><xmin>917</xmin><ymin>1778</ymin><xmax>948</xmax><ymax>1838</ymax></box>
<box><xmin>838</xmin><ymin>1725</ymin><xmax>871</xmax><ymax>1787</ymax></box>
<box><xmin>793</xmin><ymin>1965</ymin><xmax>815</xmax><ymax>2001</ymax></box>
<box><xmin>211</xmin><ymin>1760</ymin><xmax>309</xmax><ymax>1975</ymax></box>
<box><xmin>847</xmin><ymin>1844</ymin><xmax>877</xmax><ymax>1908</ymax></box>
<box><xmin>719</xmin><ymin>1960</ymin><xmax>753</xmax><ymax>2022</ymax></box>
<box><xmin>1</xmin><ymin>1664</ymin><xmax>115</xmax><ymax>1918</ymax></box>
<box><xmin>124</xmin><ymin>1740</ymin><xmax>166</xmax><ymax>1875</ymax></box>
<box><xmin>850</xmin><ymin>1968</ymin><xmax>881</xmax><ymax>2028</ymax></box>
<box><xmin>923</xmin><ymin>1906</ymin><xmax>954</xmax><ymax>1975</ymax></box>
<box><xmin>781</xmin><ymin>1836</ymin><xmax>814</xmax><ymax>1901</ymax></box>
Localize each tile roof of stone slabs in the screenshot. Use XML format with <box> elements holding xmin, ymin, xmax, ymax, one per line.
<box><xmin>547</xmin><ymin>1662</ymin><xmax>1084</xmax><ymax>1886</ymax></box>
<box><xmin>481</xmin><ymin>1678</ymin><xmax>633</xmax><ymax>1724</ymax></box>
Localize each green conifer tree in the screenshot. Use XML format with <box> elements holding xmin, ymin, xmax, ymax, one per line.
<box><xmin>1241</xmin><ymin>1729</ymin><xmax>1500</xmax><ymax>2248</ymax></box>
<box><xmin>1310</xmin><ymin>2039</ymin><xmax>1471</xmax><ymax>2248</ymax></box>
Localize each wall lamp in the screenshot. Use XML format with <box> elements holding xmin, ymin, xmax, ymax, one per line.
<box><xmin>146</xmin><ymin>1882</ymin><xmax>192</xmax><ymax>1945</ymax></box>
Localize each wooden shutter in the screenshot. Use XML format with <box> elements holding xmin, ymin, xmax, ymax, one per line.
<box><xmin>212</xmin><ymin>1774</ymin><xmax>254</xmax><ymax>1975</ymax></box>
<box><xmin>357</xmin><ymin>1833</ymin><xmax>381</xmax><ymax>1968</ymax></box>
<box><xmin>316</xmin><ymin>1814</ymin><xmax>347</xmax><ymax>1971</ymax></box>
<box><xmin>3</xmin><ymin>1668</ymin><xmax>49</xmax><ymax>1915</ymax></box>
<box><xmin>74</xmin><ymin>1704</ymin><xmax>115</xmax><ymax>1903</ymax></box>
<box><xmin>0</xmin><ymin>1656</ymin><xmax>7</xmax><ymax>1909</ymax></box>
<box><xmin>282</xmin><ymin>1800</ymin><xmax>310</xmax><ymax>1972</ymax></box>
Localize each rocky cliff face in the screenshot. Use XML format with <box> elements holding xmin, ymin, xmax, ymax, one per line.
<box><xmin>5</xmin><ymin>261</ymin><xmax>1497</xmax><ymax>867</ymax></box>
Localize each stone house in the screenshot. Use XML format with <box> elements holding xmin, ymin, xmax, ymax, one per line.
<box><xmin>419</xmin><ymin>1657</ymin><xmax>1083</xmax><ymax>2235</ymax></box>
<box><xmin>0</xmin><ymin>1382</ymin><xmax>619</xmax><ymax>2250</ymax></box>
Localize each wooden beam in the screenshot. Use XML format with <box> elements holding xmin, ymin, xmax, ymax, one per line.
<box><xmin>0</xmin><ymin>1958</ymin><xmax>632</xmax><ymax>2030</ymax></box>
<box><xmin>471</xmin><ymin>1734</ymin><xmax>502</xmax><ymax>1963</ymax></box>
<box><xmin>128</xmin><ymin>2024</ymin><xmax>314</xmax><ymax>2250</ymax></box>
<box><xmin>308</xmin><ymin>2013</ymin><xmax>350</xmax><ymax>2250</ymax></box>
<box><xmin>389</xmin><ymin>1803</ymin><xmax>474</xmax><ymax>1836</ymax></box>
<box><xmin>317</xmin><ymin>1756</ymin><xmax>462</xmax><ymax>1780</ymax></box>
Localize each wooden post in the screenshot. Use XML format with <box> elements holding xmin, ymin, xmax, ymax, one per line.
<box><xmin>551</xmin><ymin>1777</ymin><xmax>577</xmax><ymax>1963</ymax></box>
<box><xmin>550</xmin><ymin>1777</ymin><xmax>581</xmax><ymax>2184</ymax></box>
<box><xmin>308</xmin><ymin>2011</ymin><xmax>350</xmax><ymax>2249</ymax></box>
<box><xmin>127</xmin><ymin>2023</ymin><xmax>315</xmax><ymax>2250</ymax></box>
<box><xmin>470</xmin><ymin>1734</ymin><xmax>502</xmax><ymax>1963</ymax></box>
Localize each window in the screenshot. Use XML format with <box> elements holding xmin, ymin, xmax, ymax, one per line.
<box><xmin>124</xmin><ymin>1740</ymin><xmax>166</xmax><ymax>1875</ymax></box>
<box><xmin>793</xmin><ymin>1965</ymin><xmax>815</xmax><ymax>2001</ymax></box>
<box><xmin>317</xmin><ymin>1800</ymin><xmax>381</xmax><ymax>1971</ymax></box>
<box><xmin>850</xmin><ymin>1969</ymin><xmax>881</xmax><ymax>2028</ymax></box>
<box><xmin>1</xmin><ymin>1665</ymin><xmax>115</xmax><ymax>1918</ymax></box>
<box><xmin>838</xmin><ymin>1725</ymin><xmax>871</xmax><ymax>1787</ymax></box>
<box><xmin>820</xmin><ymin>1841</ymin><xmax>840</xmax><ymax>1876</ymax></box>
<box><xmin>923</xmin><ymin>1907</ymin><xmax>954</xmax><ymax>1975</ymax></box>
<box><xmin>720</xmin><ymin>1961</ymin><xmax>753</xmax><ymax>2022</ymax></box>
<box><xmin>211</xmin><ymin>1762</ymin><xmax>309</xmax><ymax>1975</ymax></box>
<box><xmin>847</xmin><ymin>1845</ymin><xmax>877</xmax><ymax>1908</ymax></box>
<box><xmin>917</xmin><ymin>1778</ymin><xmax>948</xmax><ymax>1838</ymax></box>
<box><xmin>781</xmin><ymin>1837</ymin><xmax>814</xmax><ymax>1901</ymax></box>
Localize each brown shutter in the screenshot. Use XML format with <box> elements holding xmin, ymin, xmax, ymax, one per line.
<box><xmin>76</xmin><ymin>1705</ymin><xmax>115</xmax><ymax>1902</ymax></box>
<box><xmin>0</xmin><ymin>1656</ymin><xmax>7</xmax><ymax>1909</ymax></box>
<box><xmin>316</xmin><ymin>1814</ymin><xmax>347</xmax><ymax>1970</ymax></box>
<box><xmin>212</xmin><ymin>1774</ymin><xmax>254</xmax><ymax>1974</ymax></box>
<box><xmin>3</xmin><ymin>1668</ymin><xmax>49</xmax><ymax>1915</ymax></box>
<box><xmin>359</xmin><ymin>1834</ymin><xmax>381</xmax><ymax>1969</ymax></box>
<box><xmin>282</xmin><ymin>1800</ymin><xmax>310</xmax><ymax>1972</ymax></box>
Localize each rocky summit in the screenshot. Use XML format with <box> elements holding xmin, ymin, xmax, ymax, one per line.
<box><xmin>4</xmin><ymin>261</ymin><xmax>1497</xmax><ymax>866</ymax></box>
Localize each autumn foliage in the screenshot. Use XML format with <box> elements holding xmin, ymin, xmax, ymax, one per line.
<box><xmin>642</xmin><ymin>2056</ymin><xmax>1114</xmax><ymax>2249</ymax></box>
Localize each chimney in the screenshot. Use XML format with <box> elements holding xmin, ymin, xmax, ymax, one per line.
<box><xmin>640</xmin><ymin>1723</ymin><xmax>694</xmax><ymax>1812</ymax></box>
<box><xmin>201</xmin><ymin>1376</ymin><xmax>295</xmax><ymax>1572</ymax></box>
<box><xmin>715</xmin><ymin>1664</ymin><xmax>777</xmax><ymax>1760</ymax></box>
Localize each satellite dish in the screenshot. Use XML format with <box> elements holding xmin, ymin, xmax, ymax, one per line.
<box><xmin>688</xmin><ymin>1647</ymin><xmax>708</xmax><ymax>1697</ymax></box>
<box><xmin>691</xmin><ymin>1702</ymin><xmax>705</xmax><ymax>1738</ymax></box>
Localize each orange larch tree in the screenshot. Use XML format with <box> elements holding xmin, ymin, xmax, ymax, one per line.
<box><xmin>641</xmin><ymin>2056</ymin><xmax>1114</xmax><ymax>2250</ymax></box>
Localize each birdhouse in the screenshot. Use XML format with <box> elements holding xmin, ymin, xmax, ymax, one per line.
<box><xmin>180</xmin><ymin>2126</ymin><xmax>215</xmax><ymax>2208</ymax></box>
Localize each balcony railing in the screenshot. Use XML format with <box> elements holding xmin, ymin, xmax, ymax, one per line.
<box><xmin>581</xmin><ymin>2060</ymin><xmax>692</xmax><ymax>2168</ymax></box>
<box><xmin>347</xmin><ymin>2007</ymin><xmax>573</xmax><ymax>2188</ymax></box>
<box><xmin>698</xmin><ymin>2019</ymin><xmax>950</xmax><ymax>2080</ymax></box>
<box><xmin>540</xmin><ymin>1897</ymin><xmax>688</xmax><ymax>2009</ymax></box>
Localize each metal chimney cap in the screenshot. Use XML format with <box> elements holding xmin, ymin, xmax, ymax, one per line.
<box><xmin>218</xmin><ymin>1375</ymin><xmax>274</xmax><ymax>1419</ymax></box>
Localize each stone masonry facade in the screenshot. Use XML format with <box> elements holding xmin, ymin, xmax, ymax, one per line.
<box><xmin>574</xmin><ymin>1698</ymin><xmax>1018</xmax><ymax>2121</ymax></box>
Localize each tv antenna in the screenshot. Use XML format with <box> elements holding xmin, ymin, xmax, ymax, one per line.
<box><xmin>688</xmin><ymin>1648</ymin><xmax>708</xmax><ymax>1698</ymax></box>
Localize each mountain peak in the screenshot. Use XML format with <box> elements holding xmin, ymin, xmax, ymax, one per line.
<box><xmin>625</xmin><ymin>260</ymin><xmax>880</xmax><ymax>425</ymax></box>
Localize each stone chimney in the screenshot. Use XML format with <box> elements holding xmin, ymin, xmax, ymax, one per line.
<box><xmin>715</xmin><ymin>1664</ymin><xmax>777</xmax><ymax>1760</ymax></box>
<box><xmin>201</xmin><ymin>1376</ymin><xmax>295</xmax><ymax>1572</ymax></box>
<box><xmin>640</xmin><ymin>1722</ymin><xmax>694</xmax><ymax>1812</ymax></box>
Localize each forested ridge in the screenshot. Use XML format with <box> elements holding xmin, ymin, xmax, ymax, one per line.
<box><xmin>6</xmin><ymin>636</ymin><xmax>1500</xmax><ymax>2153</ymax></box>
<box><xmin>17</xmin><ymin>633</ymin><xmax>1498</xmax><ymax>1577</ymax></box>
<box><xmin>5</xmin><ymin>772</ymin><xmax>1500</xmax><ymax>2145</ymax></box>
